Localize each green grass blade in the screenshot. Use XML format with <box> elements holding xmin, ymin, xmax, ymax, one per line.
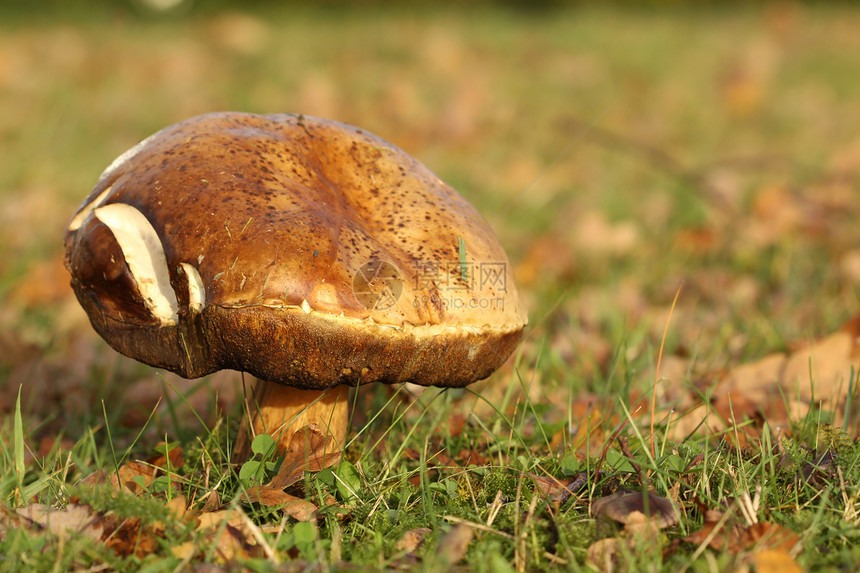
<box><xmin>14</xmin><ymin>385</ymin><xmax>25</xmax><ymax>485</ymax></box>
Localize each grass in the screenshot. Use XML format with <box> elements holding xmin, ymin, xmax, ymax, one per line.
<box><xmin>3</xmin><ymin>1</ymin><xmax>860</xmax><ymax>571</ymax></box>
<box><xmin>4</xmin><ymin>373</ymin><xmax>860</xmax><ymax>570</ymax></box>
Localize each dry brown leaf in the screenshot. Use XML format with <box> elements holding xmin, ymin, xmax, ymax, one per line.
<box><xmin>436</xmin><ymin>524</ymin><xmax>474</xmax><ymax>565</ymax></box>
<box><xmin>166</xmin><ymin>495</ymin><xmax>188</xmax><ymax>518</ymax></box>
<box><xmin>37</xmin><ymin>435</ymin><xmax>77</xmax><ymax>458</ymax></box>
<box><xmin>530</xmin><ymin>474</ymin><xmax>577</xmax><ymax>505</ymax></box>
<box><xmin>456</xmin><ymin>449</ymin><xmax>488</xmax><ymax>467</ymax></box>
<box><xmin>573</xmin><ymin>211</ymin><xmax>640</xmax><ymax>257</ymax></box>
<box><xmin>394</xmin><ymin>527</ymin><xmax>432</xmax><ymax>553</ymax></box>
<box><xmin>685</xmin><ymin>513</ymin><xmax>799</xmax><ymax>556</ymax></box>
<box><xmin>515</xmin><ymin>235</ymin><xmax>574</xmax><ymax>288</ymax></box>
<box><xmin>684</xmin><ymin>512</ymin><xmax>732</xmax><ymax>551</ymax></box>
<box><xmin>430</xmin><ymin>451</ymin><xmax>457</xmax><ymax>468</ymax></box>
<box><xmin>196</xmin><ymin>509</ymin><xmax>243</xmax><ymax>531</ymax></box>
<box><xmin>747</xmin><ymin>522</ymin><xmax>800</xmax><ymax>553</ymax></box>
<box><xmin>205</xmin><ymin>12</ymin><xmax>269</xmax><ymax>57</ymax></box>
<box><xmin>717</xmin><ymin>352</ymin><xmax>786</xmax><ymax>405</ymax></box>
<box><xmin>269</xmin><ymin>424</ymin><xmax>341</xmax><ymax>490</ymax></box>
<box><xmin>192</xmin><ymin>509</ymin><xmax>265</xmax><ymax>563</ymax></box>
<box><xmin>7</xmin><ymin>256</ymin><xmax>72</xmax><ymax>308</ymax></box>
<box><xmin>112</xmin><ymin>461</ymin><xmax>158</xmax><ymax>494</ymax></box>
<box><xmin>667</xmin><ymin>404</ymin><xmax>722</xmax><ymax>441</ymax></box>
<box><xmin>782</xmin><ymin>331</ymin><xmax>860</xmax><ymax>401</ymax></box>
<box><xmin>161</xmin><ymin>495</ymin><xmax>191</xmax><ymax>526</ymax></box>
<box><xmin>200</xmin><ymin>489</ymin><xmax>222</xmax><ymax>513</ymax></box>
<box><xmin>445</xmin><ymin>413</ymin><xmax>467</xmax><ymax>438</ymax></box>
<box><xmin>550</xmin><ymin>398</ymin><xmax>605</xmax><ymax>454</ymax></box>
<box><xmin>171</xmin><ymin>540</ymin><xmax>196</xmax><ymax>560</ymax></box>
<box><xmin>14</xmin><ymin>503</ymin><xmax>103</xmax><ymax>541</ymax></box>
<box><xmin>702</xmin><ymin>321</ymin><xmax>860</xmax><ymax>437</ymax></box>
<box><xmin>243</xmin><ymin>486</ymin><xmax>318</xmax><ymax>522</ymax></box>
<box><xmin>674</xmin><ymin>227</ymin><xmax>719</xmax><ymax>255</ymax></box>
<box><xmin>149</xmin><ymin>442</ymin><xmax>185</xmax><ymax>473</ymax></box>
<box><xmin>102</xmin><ymin>516</ymin><xmax>160</xmax><ymax>558</ymax></box>
<box><xmin>212</xmin><ymin>523</ymin><xmax>259</xmax><ymax>563</ymax></box>
<box><xmin>78</xmin><ymin>445</ymin><xmax>185</xmax><ymax>495</ymax></box>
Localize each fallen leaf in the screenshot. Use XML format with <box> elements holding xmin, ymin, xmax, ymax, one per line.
<box><xmin>446</xmin><ymin>413</ymin><xmax>467</xmax><ymax>438</ymax></box>
<box><xmin>550</xmin><ymin>398</ymin><xmax>605</xmax><ymax>454</ymax></box>
<box><xmin>797</xmin><ymin>449</ymin><xmax>836</xmax><ymax>487</ymax></box>
<box><xmin>200</xmin><ymin>488</ymin><xmax>222</xmax><ymax>512</ymax></box>
<box><xmin>674</xmin><ymin>227</ymin><xmax>719</xmax><ymax>255</ymax></box>
<box><xmin>585</xmin><ymin>511</ymin><xmax>664</xmax><ymax>573</ymax></box>
<box><xmin>212</xmin><ymin>523</ymin><xmax>260</xmax><ymax>563</ymax></box>
<box><xmin>684</xmin><ymin>509</ymin><xmax>799</xmax><ymax>555</ymax></box>
<box><xmin>436</xmin><ymin>524</ymin><xmax>473</xmax><ymax>566</ymax></box>
<box><xmin>716</xmin><ymin>352</ymin><xmax>786</xmax><ymax>406</ymax></box>
<box><xmin>269</xmin><ymin>424</ymin><xmax>342</xmax><ymax>490</ymax></box>
<box><xmin>102</xmin><ymin>516</ymin><xmax>160</xmax><ymax>558</ymax></box>
<box><xmin>402</xmin><ymin>448</ymin><xmax>420</xmax><ymax>461</ymax></box>
<box><xmin>684</xmin><ymin>510</ymin><xmax>734</xmax><ymax>551</ymax></box>
<box><xmin>243</xmin><ymin>486</ymin><xmax>318</xmax><ymax>522</ymax></box>
<box><xmin>112</xmin><ymin>461</ymin><xmax>158</xmax><ymax>494</ymax></box>
<box><xmin>394</xmin><ymin>527</ymin><xmax>432</xmax><ymax>553</ymax></box>
<box><xmin>161</xmin><ymin>495</ymin><xmax>191</xmax><ymax>524</ymax></box>
<box><xmin>747</xmin><ymin>522</ymin><xmax>800</xmax><ymax>553</ymax></box>
<box><xmin>529</xmin><ymin>473</ymin><xmax>577</xmax><ymax>505</ymax></box>
<box><xmin>573</xmin><ymin>211</ymin><xmax>640</xmax><ymax>257</ymax></box>
<box><xmin>7</xmin><ymin>256</ymin><xmax>72</xmax><ymax>308</ymax></box>
<box><xmin>701</xmin><ymin>316</ymin><xmax>860</xmax><ymax>438</ymax></box>
<box><xmin>515</xmin><ymin>235</ymin><xmax>575</xmax><ymax>288</ymax></box>
<box><xmin>782</xmin><ymin>331</ymin><xmax>860</xmax><ymax>402</ymax></box>
<box><xmin>429</xmin><ymin>451</ymin><xmax>457</xmax><ymax>467</ymax></box>
<box><xmin>37</xmin><ymin>435</ymin><xmax>76</xmax><ymax>458</ymax></box>
<box><xmin>149</xmin><ymin>442</ymin><xmax>184</xmax><ymax>473</ymax></box>
<box><xmin>192</xmin><ymin>509</ymin><xmax>265</xmax><ymax>563</ymax></box>
<box><xmin>456</xmin><ymin>449</ymin><xmax>488</xmax><ymax>467</ymax></box>
<box><xmin>196</xmin><ymin>509</ymin><xmax>242</xmax><ymax>531</ymax></box>
<box><xmin>14</xmin><ymin>503</ymin><xmax>103</xmax><ymax>541</ymax></box>
<box><xmin>79</xmin><ymin>445</ymin><xmax>185</xmax><ymax>495</ymax></box>
<box><xmin>751</xmin><ymin>548</ymin><xmax>804</xmax><ymax>573</ymax></box>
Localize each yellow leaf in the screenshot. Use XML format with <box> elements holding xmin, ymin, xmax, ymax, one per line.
<box><xmin>751</xmin><ymin>549</ymin><xmax>803</xmax><ymax>573</ymax></box>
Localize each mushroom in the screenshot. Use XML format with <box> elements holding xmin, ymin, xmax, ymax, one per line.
<box><xmin>64</xmin><ymin>112</ymin><xmax>527</xmax><ymax>461</ymax></box>
<box><xmin>591</xmin><ymin>491</ymin><xmax>680</xmax><ymax>529</ymax></box>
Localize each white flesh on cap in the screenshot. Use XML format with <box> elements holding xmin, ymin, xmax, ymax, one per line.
<box><xmin>67</xmin><ymin>185</ymin><xmax>114</xmax><ymax>232</ymax></box>
<box><xmin>94</xmin><ymin>203</ymin><xmax>179</xmax><ymax>325</ymax></box>
<box><xmin>180</xmin><ymin>262</ymin><xmax>206</xmax><ymax>312</ymax></box>
<box><xmin>69</xmin><ymin>134</ymin><xmax>158</xmax><ymax>232</ymax></box>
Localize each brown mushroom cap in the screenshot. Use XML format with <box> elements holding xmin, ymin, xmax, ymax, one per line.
<box><xmin>591</xmin><ymin>491</ymin><xmax>680</xmax><ymax>530</ymax></box>
<box><xmin>64</xmin><ymin>112</ymin><xmax>527</xmax><ymax>390</ymax></box>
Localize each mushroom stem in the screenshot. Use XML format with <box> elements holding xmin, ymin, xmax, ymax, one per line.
<box><xmin>233</xmin><ymin>381</ymin><xmax>350</xmax><ymax>462</ymax></box>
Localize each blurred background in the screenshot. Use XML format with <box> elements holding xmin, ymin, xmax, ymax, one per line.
<box><xmin>2</xmin><ymin>1</ymin><xmax>860</xmax><ymax>442</ymax></box>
